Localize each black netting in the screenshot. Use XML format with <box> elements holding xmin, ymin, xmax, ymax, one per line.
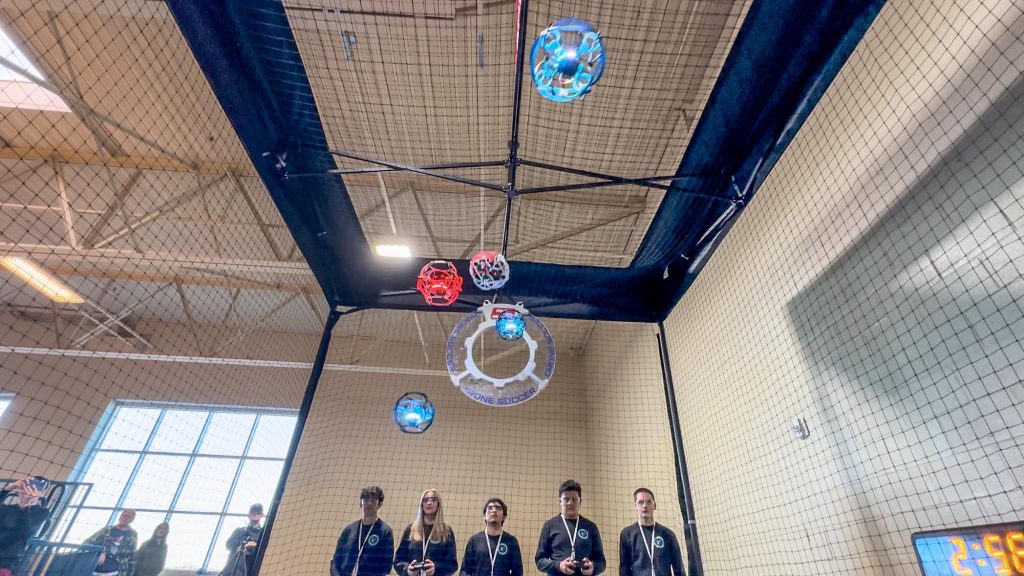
<box><xmin>1</xmin><ymin>1</ymin><xmax>1022</xmax><ymax>576</ymax></box>
<box><xmin>283</xmin><ymin>0</ymin><xmax>744</xmax><ymax>267</ymax></box>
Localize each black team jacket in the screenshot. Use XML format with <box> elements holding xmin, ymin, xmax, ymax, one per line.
<box><xmin>394</xmin><ymin>524</ymin><xmax>458</xmax><ymax>576</ymax></box>
<box><xmin>333</xmin><ymin>519</ymin><xmax>395</xmax><ymax>576</ymax></box>
<box><xmin>535</xmin><ymin>515</ymin><xmax>606</xmax><ymax>576</ymax></box>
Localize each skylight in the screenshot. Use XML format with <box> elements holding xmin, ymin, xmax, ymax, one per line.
<box><xmin>0</xmin><ymin>25</ymin><xmax>70</xmax><ymax>112</ymax></box>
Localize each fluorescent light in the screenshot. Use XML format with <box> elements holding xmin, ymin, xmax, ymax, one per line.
<box><xmin>0</xmin><ymin>257</ymin><xmax>83</xmax><ymax>304</ymax></box>
<box><xmin>375</xmin><ymin>244</ymin><xmax>412</xmax><ymax>258</ymax></box>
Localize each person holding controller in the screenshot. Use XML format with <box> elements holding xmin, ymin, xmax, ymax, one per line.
<box><xmin>535</xmin><ymin>480</ymin><xmax>605</xmax><ymax>576</ymax></box>
<box><xmin>394</xmin><ymin>490</ymin><xmax>457</xmax><ymax>576</ymax></box>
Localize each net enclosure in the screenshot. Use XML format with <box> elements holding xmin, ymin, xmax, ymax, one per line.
<box><xmin>1</xmin><ymin>0</ymin><xmax>1023</xmax><ymax>576</ymax></box>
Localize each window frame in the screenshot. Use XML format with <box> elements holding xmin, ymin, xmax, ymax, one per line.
<box><xmin>65</xmin><ymin>401</ymin><xmax>297</xmax><ymax>572</ymax></box>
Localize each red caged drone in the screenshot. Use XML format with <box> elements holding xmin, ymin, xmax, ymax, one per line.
<box><xmin>416</xmin><ymin>260</ymin><xmax>463</xmax><ymax>306</ymax></box>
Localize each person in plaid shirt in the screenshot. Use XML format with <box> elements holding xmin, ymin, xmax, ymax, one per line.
<box><xmin>84</xmin><ymin>509</ymin><xmax>138</xmax><ymax>576</ymax></box>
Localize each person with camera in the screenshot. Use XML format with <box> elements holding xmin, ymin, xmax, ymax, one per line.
<box><xmin>535</xmin><ymin>480</ymin><xmax>605</xmax><ymax>576</ymax></box>
<box><xmin>0</xmin><ymin>477</ymin><xmax>51</xmax><ymax>576</ymax></box>
<box><xmin>84</xmin><ymin>509</ymin><xmax>138</xmax><ymax>576</ymax></box>
<box><xmin>332</xmin><ymin>486</ymin><xmax>394</xmax><ymax>576</ymax></box>
<box><xmin>460</xmin><ymin>498</ymin><xmax>522</xmax><ymax>576</ymax></box>
<box><xmin>393</xmin><ymin>490</ymin><xmax>457</xmax><ymax>576</ymax></box>
<box><xmin>220</xmin><ymin>504</ymin><xmax>265</xmax><ymax>576</ymax></box>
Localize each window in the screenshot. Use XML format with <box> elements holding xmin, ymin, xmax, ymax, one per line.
<box><xmin>0</xmin><ymin>25</ymin><xmax>70</xmax><ymax>112</ymax></box>
<box><xmin>56</xmin><ymin>402</ymin><xmax>297</xmax><ymax>571</ymax></box>
<box><xmin>0</xmin><ymin>393</ymin><xmax>12</xmax><ymax>417</ymax></box>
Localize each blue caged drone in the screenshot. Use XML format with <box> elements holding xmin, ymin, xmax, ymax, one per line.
<box><xmin>530</xmin><ymin>18</ymin><xmax>606</xmax><ymax>102</ymax></box>
<box><xmin>393</xmin><ymin>392</ymin><xmax>436</xmax><ymax>434</ymax></box>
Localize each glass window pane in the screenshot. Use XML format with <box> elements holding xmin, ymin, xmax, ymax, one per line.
<box><xmin>198</xmin><ymin>413</ymin><xmax>256</xmax><ymax>456</ymax></box>
<box><xmin>164</xmin><ymin>513</ymin><xmax>220</xmax><ymax>570</ymax></box>
<box><xmin>61</xmin><ymin>508</ymin><xmax>116</xmax><ymax>545</ymax></box>
<box><xmin>149</xmin><ymin>410</ymin><xmax>208</xmax><ymax>453</ymax></box>
<box><xmin>206</xmin><ymin>522</ymin><xmax>233</xmax><ymax>573</ymax></box>
<box><xmin>99</xmin><ymin>407</ymin><xmax>160</xmax><ymax>451</ymax></box>
<box><xmin>78</xmin><ymin>452</ymin><xmax>141</xmax><ymax>507</ymax></box>
<box><xmin>174</xmin><ymin>457</ymin><xmax>239</xmax><ymax>512</ymax></box>
<box><xmin>0</xmin><ymin>395</ymin><xmax>12</xmax><ymax>417</ymax></box>
<box><xmin>227</xmin><ymin>460</ymin><xmax>283</xmax><ymax>514</ymax></box>
<box><xmin>247</xmin><ymin>415</ymin><xmax>297</xmax><ymax>458</ymax></box>
<box><xmin>208</xmin><ymin>516</ymin><xmax>254</xmax><ymax>572</ymax></box>
<box><xmin>121</xmin><ymin>455</ymin><xmax>190</xmax><ymax>509</ymax></box>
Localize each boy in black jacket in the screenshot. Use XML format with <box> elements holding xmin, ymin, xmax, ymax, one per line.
<box><xmin>333</xmin><ymin>487</ymin><xmax>394</xmax><ymax>576</ymax></box>
<box><xmin>461</xmin><ymin>498</ymin><xmax>522</xmax><ymax>576</ymax></box>
<box><xmin>618</xmin><ymin>489</ymin><xmax>682</xmax><ymax>576</ymax></box>
<box><xmin>535</xmin><ymin>481</ymin><xmax>605</xmax><ymax>576</ymax></box>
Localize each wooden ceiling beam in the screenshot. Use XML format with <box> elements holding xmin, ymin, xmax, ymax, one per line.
<box><xmin>92</xmin><ymin>174</ymin><xmax>228</xmax><ymax>248</ymax></box>
<box><xmin>0</xmin><ymin>53</ymin><xmax>197</xmax><ymax>170</ymax></box>
<box><xmin>51</xmin><ymin>264</ymin><xmax>318</xmax><ymax>293</ymax></box>
<box><xmin>230</xmin><ymin>172</ymin><xmax>286</xmax><ymax>260</ymax></box>
<box><xmin>0</xmin><ymin>146</ymin><xmax>247</xmax><ymax>175</ymax></box>
<box><xmin>82</xmin><ymin>169</ymin><xmax>143</xmax><ymax>247</ymax></box>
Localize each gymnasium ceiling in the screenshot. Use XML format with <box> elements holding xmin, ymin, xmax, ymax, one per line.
<box><xmin>0</xmin><ymin>0</ymin><xmax>882</xmax><ymax>354</ymax></box>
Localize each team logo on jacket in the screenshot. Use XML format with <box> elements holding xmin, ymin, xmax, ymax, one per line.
<box><xmin>578</xmin><ymin>529</ymin><xmax>589</xmax><ymax>540</ymax></box>
<box><xmin>498</xmin><ymin>543</ymin><xmax>509</xmax><ymax>555</ymax></box>
<box><xmin>653</xmin><ymin>536</ymin><xmax>665</xmax><ymax>549</ymax></box>
<box><xmin>368</xmin><ymin>535</ymin><xmax>380</xmax><ymax>546</ymax></box>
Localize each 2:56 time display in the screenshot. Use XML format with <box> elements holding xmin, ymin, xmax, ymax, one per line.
<box><xmin>947</xmin><ymin>533</ymin><xmax>1024</xmax><ymax>575</ymax></box>
<box><xmin>914</xmin><ymin>523</ymin><xmax>1024</xmax><ymax>576</ymax></box>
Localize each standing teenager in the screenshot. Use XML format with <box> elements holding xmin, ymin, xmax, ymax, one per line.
<box><xmin>394</xmin><ymin>490</ymin><xmax>457</xmax><ymax>576</ymax></box>
<box><xmin>333</xmin><ymin>486</ymin><xmax>394</xmax><ymax>576</ymax></box>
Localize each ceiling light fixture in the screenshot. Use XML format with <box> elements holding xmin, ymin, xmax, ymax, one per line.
<box><xmin>374</xmin><ymin>244</ymin><xmax>412</xmax><ymax>258</ymax></box>
<box><xmin>0</xmin><ymin>256</ymin><xmax>83</xmax><ymax>304</ymax></box>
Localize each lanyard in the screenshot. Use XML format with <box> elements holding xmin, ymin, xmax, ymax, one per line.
<box><xmin>356</xmin><ymin>520</ymin><xmax>378</xmax><ymax>563</ymax></box>
<box><xmin>485</xmin><ymin>532</ymin><xmax>504</xmax><ymax>576</ymax></box>
<box><xmin>637</xmin><ymin>522</ymin><xmax>656</xmax><ymax>576</ymax></box>
<box><xmin>422</xmin><ymin>525</ymin><xmax>435</xmax><ymax>560</ymax></box>
<box><xmin>560</xmin><ymin>515</ymin><xmax>580</xmax><ymax>560</ymax></box>
<box><xmin>352</xmin><ymin>520</ymin><xmax>377</xmax><ymax>576</ymax></box>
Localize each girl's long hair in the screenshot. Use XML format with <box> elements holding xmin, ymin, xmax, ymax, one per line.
<box><xmin>410</xmin><ymin>489</ymin><xmax>448</xmax><ymax>543</ymax></box>
<box><xmin>152</xmin><ymin>522</ymin><xmax>169</xmax><ymax>544</ymax></box>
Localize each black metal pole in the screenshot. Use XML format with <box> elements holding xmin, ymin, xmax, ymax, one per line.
<box><xmin>519</xmin><ymin>159</ymin><xmax>699</xmax><ymax>190</ymax></box>
<box><xmin>518</xmin><ymin>177</ymin><xmax>676</xmax><ymax>194</ymax></box>
<box><xmin>506</xmin><ymin>0</ymin><xmax>529</xmax><ymax>194</ymax></box>
<box><xmin>656</xmin><ymin>321</ymin><xmax>704</xmax><ymax>576</ymax></box>
<box><xmin>327</xmin><ymin>149</ymin><xmax>506</xmax><ymax>192</ymax></box>
<box><xmin>285</xmin><ymin>160</ymin><xmax>506</xmax><ymax>178</ymax></box>
<box><xmin>251</xmin><ymin>307</ymin><xmax>343</xmax><ymax>576</ymax></box>
<box><xmin>500</xmin><ymin>195</ymin><xmax>513</xmax><ymax>255</ymax></box>
<box><xmin>498</xmin><ymin>0</ymin><xmax>529</xmax><ymax>257</ymax></box>
<box><xmin>517</xmin><ymin>181</ymin><xmax>733</xmax><ymax>200</ymax></box>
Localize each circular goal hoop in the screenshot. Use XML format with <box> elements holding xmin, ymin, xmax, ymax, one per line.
<box><xmin>446</xmin><ymin>301</ymin><xmax>556</xmax><ymax>407</ymax></box>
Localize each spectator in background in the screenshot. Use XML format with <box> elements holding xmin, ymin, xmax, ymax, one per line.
<box><xmin>84</xmin><ymin>509</ymin><xmax>138</xmax><ymax>576</ymax></box>
<box><xmin>133</xmin><ymin>523</ymin><xmax>168</xmax><ymax>576</ymax></box>
<box><xmin>220</xmin><ymin>504</ymin><xmax>264</xmax><ymax>576</ymax></box>
<box><xmin>0</xmin><ymin>477</ymin><xmax>50</xmax><ymax>576</ymax></box>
